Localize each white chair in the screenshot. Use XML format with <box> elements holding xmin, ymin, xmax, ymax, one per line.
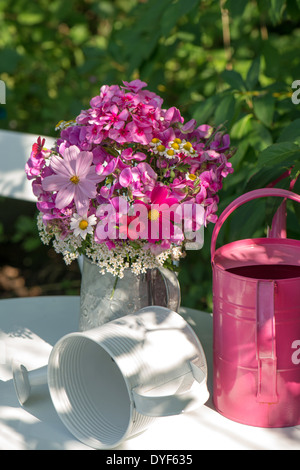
<box><xmin>0</xmin><ymin>129</ymin><xmax>55</xmax><ymax>202</ymax></box>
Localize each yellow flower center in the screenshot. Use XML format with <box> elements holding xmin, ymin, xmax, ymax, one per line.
<box><xmin>70</xmin><ymin>175</ymin><xmax>80</xmax><ymax>184</ymax></box>
<box><xmin>171</xmin><ymin>142</ymin><xmax>180</xmax><ymax>150</ymax></box>
<box><xmin>151</xmin><ymin>138</ymin><xmax>160</xmax><ymax>144</ymax></box>
<box><xmin>173</xmin><ymin>138</ymin><xmax>182</xmax><ymax>144</ymax></box>
<box><xmin>157</xmin><ymin>144</ymin><xmax>165</xmax><ymax>153</ymax></box>
<box><xmin>166</xmin><ymin>149</ymin><xmax>175</xmax><ymax>157</ymax></box>
<box><xmin>183</xmin><ymin>142</ymin><xmax>193</xmax><ymax>151</ymax></box>
<box><xmin>79</xmin><ymin>219</ymin><xmax>89</xmax><ymax>230</ymax></box>
<box><xmin>148</xmin><ymin>209</ymin><xmax>160</xmax><ymax>221</ymax></box>
<box><xmin>188</xmin><ymin>173</ymin><xmax>197</xmax><ymax>181</ymax></box>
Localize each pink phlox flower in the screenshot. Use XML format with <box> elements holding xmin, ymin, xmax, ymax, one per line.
<box><xmin>119</xmin><ymin>162</ymin><xmax>157</xmax><ymax>197</ymax></box>
<box><xmin>75</xmin><ymin>109</ymin><xmax>90</xmax><ymax>125</ymax></box>
<box><xmin>163</xmin><ymin>107</ymin><xmax>184</xmax><ymax>126</ymax></box>
<box><xmin>122</xmin><ymin>79</ymin><xmax>148</xmax><ymax>93</ymax></box>
<box><xmin>100</xmin><ymin>105</ymin><xmax>129</xmax><ymax>131</ymax></box>
<box><xmin>126</xmin><ymin>120</ymin><xmax>153</xmax><ymax>145</ymax></box>
<box><xmin>60</xmin><ymin>126</ymin><xmax>81</xmax><ymax>146</ymax></box>
<box><xmin>90</xmin><ymin>84</ymin><xmax>122</xmax><ymax>108</ymax></box>
<box><xmin>138</xmin><ymin>89</ymin><xmax>164</xmax><ymax>108</ymax></box>
<box><xmin>42</xmin><ymin>145</ymin><xmax>102</xmax><ymax>214</ymax></box>
<box><xmin>108</xmin><ymin>124</ymin><xmax>132</xmax><ymax>144</ymax></box>
<box><xmin>85</xmin><ymin>124</ymin><xmax>104</xmax><ymax>144</ymax></box>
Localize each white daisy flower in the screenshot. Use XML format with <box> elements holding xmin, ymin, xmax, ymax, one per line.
<box><xmin>185</xmin><ymin>173</ymin><xmax>197</xmax><ymax>181</ymax></box>
<box><xmin>70</xmin><ymin>213</ymin><xmax>97</xmax><ymax>239</ymax></box>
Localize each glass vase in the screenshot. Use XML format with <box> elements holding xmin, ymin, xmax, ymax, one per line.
<box><xmin>79</xmin><ymin>256</ymin><xmax>181</xmax><ymax>331</ymax></box>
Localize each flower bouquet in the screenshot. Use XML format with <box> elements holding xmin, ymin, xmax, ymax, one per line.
<box><xmin>25</xmin><ymin>79</ymin><xmax>234</xmax><ymax>279</ymax></box>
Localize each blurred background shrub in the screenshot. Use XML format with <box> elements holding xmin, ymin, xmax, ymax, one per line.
<box><xmin>0</xmin><ymin>0</ymin><xmax>299</xmax><ymax>311</ymax></box>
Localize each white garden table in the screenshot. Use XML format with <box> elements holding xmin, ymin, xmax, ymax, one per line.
<box><xmin>0</xmin><ymin>129</ymin><xmax>55</xmax><ymax>202</ymax></box>
<box><xmin>0</xmin><ymin>295</ymin><xmax>300</xmax><ymax>451</ymax></box>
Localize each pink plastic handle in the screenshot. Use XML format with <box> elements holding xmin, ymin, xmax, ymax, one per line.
<box><xmin>211</xmin><ymin>188</ymin><xmax>300</xmax><ymax>260</ymax></box>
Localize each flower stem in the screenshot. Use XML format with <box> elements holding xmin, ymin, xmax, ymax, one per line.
<box><xmin>110</xmin><ymin>275</ymin><xmax>119</xmax><ymax>299</ymax></box>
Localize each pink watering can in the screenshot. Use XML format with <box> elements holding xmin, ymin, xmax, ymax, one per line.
<box><xmin>211</xmin><ymin>188</ymin><xmax>300</xmax><ymax>427</ymax></box>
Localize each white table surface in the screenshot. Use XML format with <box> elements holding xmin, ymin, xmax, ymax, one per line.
<box><xmin>1</xmin><ymin>295</ymin><xmax>300</xmax><ymax>451</ymax></box>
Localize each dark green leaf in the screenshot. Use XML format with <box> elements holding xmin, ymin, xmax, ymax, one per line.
<box><xmin>257</xmin><ymin>142</ymin><xmax>300</xmax><ymax>168</ymax></box>
<box><xmin>221</xmin><ymin>70</ymin><xmax>247</xmax><ymax>91</ymax></box>
<box><xmin>253</xmin><ymin>93</ymin><xmax>275</xmax><ymax>128</ymax></box>
<box><xmin>277</xmin><ymin>119</ymin><xmax>300</xmax><ymax>144</ymax></box>
<box><xmin>246</xmin><ymin>56</ymin><xmax>261</xmax><ymax>90</ymax></box>
<box><xmin>224</xmin><ymin>0</ymin><xmax>248</xmax><ymax>16</ymax></box>
<box><xmin>214</xmin><ymin>94</ymin><xmax>236</xmax><ymax>127</ymax></box>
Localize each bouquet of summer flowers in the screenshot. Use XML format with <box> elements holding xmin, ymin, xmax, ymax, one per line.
<box><xmin>25</xmin><ymin>79</ymin><xmax>234</xmax><ymax>277</ymax></box>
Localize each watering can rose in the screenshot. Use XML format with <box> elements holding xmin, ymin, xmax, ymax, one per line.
<box><xmin>25</xmin><ymin>79</ymin><xmax>234</xmax><ymax>277</ymax></box>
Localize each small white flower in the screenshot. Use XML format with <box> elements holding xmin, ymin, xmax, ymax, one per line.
<box><xmin>185</xmin><ymin>173</ymin><xmax>197</xmax><ymax>181</ymax></box>
<box><xmin>70</xmin><ymin>213</ymin><xmax>97</xmax><ymax>239</ymax></box>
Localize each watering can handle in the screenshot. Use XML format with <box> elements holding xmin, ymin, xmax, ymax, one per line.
<box><xmin>211</xmin><ymin>188</ymin><xmax>300</xmax><ymax>260</ymax></box>
<box><xmin>131</xmin><ymin>362</ymin><xmax>209</xmax><ymax>417</ymax></box>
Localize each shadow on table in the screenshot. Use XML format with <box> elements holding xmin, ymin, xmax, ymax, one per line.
<box><xmin>0</xmin><ymin>379</ymin><xmax>90</xmax><ymax>450</ymax></box>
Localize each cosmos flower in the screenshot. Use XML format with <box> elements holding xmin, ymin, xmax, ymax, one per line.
<box><xmin>42</xmin><ymin>145</ymin><xmax>102</xmax><ymax>214</ymax></box>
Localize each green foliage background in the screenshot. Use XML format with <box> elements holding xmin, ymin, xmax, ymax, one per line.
<box><xmin>0</xmin><ymin>0</ymin><xmax>300</xmax><ymax>311</ymax></box>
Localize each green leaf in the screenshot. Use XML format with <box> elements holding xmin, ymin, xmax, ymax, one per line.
<box><xmin>230</xmin><ymin>113</ymin><xmax>253</xmax><ymax>139</ymax></box>
<box><xmin>245</xmin><ymin>165</ymin><xmax>289</xmax><ymax>191</ymax></box>
<box><xmin>224</xmin><ymin>0</ymin><xmax>248</xmax><ymax>16</ymax></box>
<box><xmin>257</xmin><ymin>142</ymin><xmax>300</xmax><ymax>168</ymax></box>
<box><xmin>221</xmin><ymin>70</ymin><xmax>247</xmax><ymax>91</ymax></box>
<box><xmin>269</xmin><ymin>0</ymin><xmax>286</xmax><ymax>25</ymax></box>
<box><xmin>214</xmin><ymin>94</ymin><xmax>236</xmax><ymax>127</ymax></box>
<box><xmin>262</xmin><ymin>42</ymin><xmax>280</xmax><ymax>79</ymax></box>
<box><xmin>192</xmin><ymin>96</ymin><xmax>218</xmax><ymax>124</ymax></box>
<box><xmin>246</xmin><ymin>56</ymin><xmax>261</xmax><ymax>90</ymax></box>
<box><xmin>277</xmin><ymin>119</ymin><xmax>300</xmax><ymax>144</ymax></box>
<box><xmin>0</xmin><ymin>49</ymin><xmax>21</xmax><ymax>73</ymax></box>
<box><xmin>249</xmin><ymin>120</ymin><xmax>273</xmax><ymax>151</ymax></box>
<box><xmin>253</xmin><ymin>93</ymin><xmax>275</xmax><ymax>128</ymax></box>
<box><xmin>160</xmin><ymin>0</ymin><xmax>200</xmax><ymax>33</ymax></box>
<box><xmin>17</xmin><ymin>11</ymin><xmax>45</xmax><ymax>25</ymax></box>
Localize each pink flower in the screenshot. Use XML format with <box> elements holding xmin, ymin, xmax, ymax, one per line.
<box><xmin>126</xmin><ymin>120</ymin><xmax>153</xmax><ymax>145</ymax></box>
<box><xmin>42</xmin><ymin>145</ymin><xmax>102</xmax><ymax>214</ymax></box>
<box><xmin>85</xmin><ymin>124</ymin><xmax>104</xmax><ymax>144</ymax></box>
<box><xmin>122</xmin><ymin>79</ymin><xmax>148</xmax><ymax>93</ymax></box>
<box><xmin>95</xmin><ymin>157</ymin><xmax>119</xmax><ymax>179</ymax></box>
<box><xmin>100</xmin><ymin>105</ymin><xmax>129</xmax><ymax>131</ymax></box>
<box><xmin>121</xmin><ymin>148</ymin><xmax>147</xmax><ymax>162</ymax></box>
<box><xmin>25</xmin><ymin>137</ymin><xmax>49</xmax><ymax>180</ymax></box>
<box><xmin>118</xmin><ymin>162</ymin><xmax>157</xmax><ymax>196</ymax></box>
<box><xmin>108</xmin><ymin>125</ymin><xmax>132</xmax><ymax>144</ymax></box>
<box><xmin>134</xmin><ymin>185</ymin><xmax>180</xmax><ymax>243</ymax></box>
